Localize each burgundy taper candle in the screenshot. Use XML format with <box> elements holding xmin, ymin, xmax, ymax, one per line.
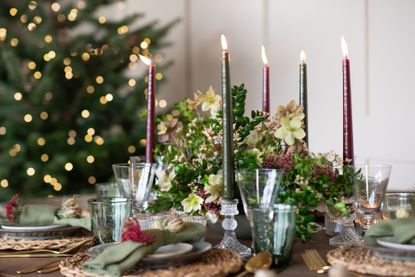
<box><xmin>261</xmin><ymin>45</ymin><xmax>270</xmax><ymax>113</ymax></box>
<box><xmin>341</xmin><ymin>37</ymin><xmax>354</xmax><ymax>165</ymax></box>
<box><xmin>139</xmin><ymin>55</ymin><xmax>155</xmax><ymax>163</ymax></box>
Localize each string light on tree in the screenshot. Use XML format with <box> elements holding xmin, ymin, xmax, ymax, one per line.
<box><xmin>0</xmin><ymin>179</ymin><xmax>8</xmax><ymax>188</ymax></box>
<box><xmin>86</xmin><ymin>155</ymin><xmax>95</xmax><ymax>163</ymax></box>
<box><xmin>0</xmin><ymin>0</ymin><xmax>176</xmax><ymax>201</ymax></box>
<box><xmin>14</xmin><ymin>92</ymin><xmax>23</xmax><ymax>101</ymax></box>
<box><xmin>64</xmin><ymin>162</ymin><xmax>73</xmax><ymax>171</ymax></box>
<box><xmin>40</xmin><ymin>154</ymin><xmax>49</xmax><ymax>162</ymax></box>
<box><xmin>27</xmin><ymin>167</ymin><xmax>36</xmax><ymax>176</ymax></box>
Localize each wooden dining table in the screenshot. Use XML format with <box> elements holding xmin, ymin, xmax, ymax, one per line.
<box><xmin>0</xmin><ymin>229</ymin><xmax>334</xmax><ymax>277</ymax></box>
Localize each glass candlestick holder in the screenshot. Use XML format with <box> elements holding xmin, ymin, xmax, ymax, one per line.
<box><xmin>216</xmin><ymin>199</ymin><xmax>252</xmax><ymax>257</ymax></box>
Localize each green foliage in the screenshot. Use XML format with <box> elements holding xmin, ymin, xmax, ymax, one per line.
<box><xmin>0</xmin><ymin>0</ymin><xmax>177</xmax><ymax>201</ymax></box>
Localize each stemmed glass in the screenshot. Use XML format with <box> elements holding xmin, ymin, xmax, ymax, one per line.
<box><xmin>353</xmin><ymin>164</ymin><xmax>392</xmax><ymax>232</ymax></box>
<box><xmin>329</xmin><ymin>163</ymin><xmax>392</xmax><ymax>246</ymax></box>
<box><xmin>237</xmin><ymin>168</ymin><xmax>283</xmax><ymax>227</ymax></box>
<box><xmin>236</xmin><ymin>168</ymin><xmax>283</xmax><ymax>254</ymax></box>
<box><xmin>112</xmin><ymin>162</ymin><xmax>156</xmax><ymax>215</ymax></box>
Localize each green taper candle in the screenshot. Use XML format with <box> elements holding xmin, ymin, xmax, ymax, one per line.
<box><xmin>299</xmin><ymin>50</ymin><xmax>308</xmax><ymax>146</ymax></box>
<box><xmin>221</xmin><ymin>34</ymin><xmax>234</xmax><ymax>201</ymax></box>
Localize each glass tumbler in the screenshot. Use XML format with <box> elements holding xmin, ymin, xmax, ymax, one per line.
<box><xmin>382</xmin><ymin>192</ymin><xmax>415</xmax><ymax>220</ymax></box>
<box><xmin>88</xmin><ymin>198</ymin><xmax>132</xmax><ymax>244</ymax></box>
<box><xmin>252</xmin><ymin>204</ymin><xmax>297</xmax><ymax>267</ymax></box>
<box><xmin>270</xmin><ymin>204</ymin><xmax>297</xmax><ymax>266</ymax></box>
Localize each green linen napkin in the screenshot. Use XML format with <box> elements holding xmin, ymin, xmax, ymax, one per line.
<box><xmin>364</xmin><ymin>218</ymin><xmax>415</xmax><ymax>245</ymax></box>
<box><xmin>83</xmin><ymin>222</ymin><xmax>206</xmax><ymax>277</ymax></box>
<box><xmin>7</xmin><ymin>204</ymin><xmax>90</xmax><ymax>230</ymax></box>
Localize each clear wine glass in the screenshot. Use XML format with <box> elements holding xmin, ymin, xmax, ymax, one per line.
<box><xmin>329</xmin><ymin>163</ymin><xmax>392</xmax><ymax>246</ymax></box>
<box><xmin>112</xmin><ymin>162</ymin><xmax>156</xmax><ymax>215</ymax></box>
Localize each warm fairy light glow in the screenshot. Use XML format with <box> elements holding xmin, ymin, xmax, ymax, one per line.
<box><xmin>84</xmin><ymin>135</ymin><xmax>93</xmax><ymax>142</ymax></box>
<box><xmin>41</xmin><ymin>154</ymin><xmax>49</xmax><ymax>162</ymax></box>
<box><xmin>67</xmin><ymin>137</ymin><xmax>75</xmax><ymax>145</ymax></box>
<box><xmin>9</xmin><ymin>8</ymin><xmax>18</xmax><ymax>16</ymax></box>
<box><xmin>159</xmin><ymin>99</ymin><xmax>167</xmax><ymax>108</ymax></box>
<box><xmin>128</xmin><ymin>79</ymin><xmax>136</xmax><ymax>87</ymax></box>
<box><xmin>81</xmin><ymin>110</ymin><xmax>90</xmax><ymax>118</ymax></box>
<box><xmin>128</xmin><ymin>145</ymin><xmax>136</xmax><ymax>153</ymax></box>
<box><xmin>139</xmin><ymin>55</ymin><xmax>152</xmax><ymax>66</ymax></box>
<box><xmin>51</xmin><ymin>2</ymin><xmax>60</xmax><ymax>12</ymax></box>
<box><xmin>1</xmin><ymin>179</ymin><xmax>9</xmax><ymax>188</ymax></box>
<box><xmin>0</xmin><ymin>28</ymin><xmax>6</xmax><ymax>41</ymax></box>
<box><xmin>98</xmin><ymin>16</ymin><xmax>106</xmax><ymax>24</ymax></box>
<box><xmin>14</xmin><ymin>92</ymin><xmax>22</xmax><ymax>101</ymax></box>
<box><xmin>86</xmin><ymin>155</ymin><xmax>95</xmax><ymax>163</ymax></box>
<box><xmin>261</xmin><ymin>45</ymin><xmax>268</xmax><ymax>65</ymax></box>
<box><xmin>34</xmin><ymin>71</ymin><xmax>42</xmax><ymax>79</ymax></box>
<box><xmin>37</xmin><ymin>137</ymin><xmax>45</xmax><ymax>146</ymax></box>
<box><xmin>105</xmin><ymin>93</ymin><xmax>113</xmax><ymax>101</ymax></box>
<box><xmin>88</xmin><ymin>176</ymin><xmax>96</xmax><ymax>184</ymax></box>
<box><xmin>221</xmin><ymin>34</ymin><xmax>228</xmax><ymax>51</ymax></box>
<box><xmin>27</xmin><ymin>167</ymin><xmax>36</xmax><ymax>176</ymax></box>
<box><xmin>65</xmin><ymin>162</ymin><xmax>73</xmax><ymax>171</ymax></box>
<box><xmin>300</xmin><ymin>50</ymin><xmax>306</xmax><ymax>63</ymax></box>
<box><xmin>95</xmin><ymin>136</ymin><xmax>104</xmax><ymax>145</ymax></box>
<box><xmin>53</xmin><ymin>183</ymin><xmax>62</xmax><ymax>191</ymax></box>
<box><xmin>28</xmin><ymin>23</ymin><xmax>36</xmax><ymax>31</ymax></box>
<box><xmin>341</xmin><ymin>36</ymin><xmax>348</xmax><ymax>58</ymax></box>
<box><xmin>10</xmin><ymin>38</ymin><xmax>19</xmax><ymax>47</ymax></box>
<box><xmin>96</xmin><ymin>75</ymin><xmax>104</xmax><ymax>84</ymax></box>
<box><xmin>24</xmin><ymin>114</ymin><xmax>33</xmax><ymax>122</ymax></box>
<box><xmin>0</xmin><ymin>127</ymin><xmax>6</xmax><ymax>135</ymax></box>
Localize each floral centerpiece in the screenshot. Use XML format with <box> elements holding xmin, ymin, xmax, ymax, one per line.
<box><xmin>149</xmin><ymin>84</ymin><xmax>354</xmax><ymax>240</ymax></box>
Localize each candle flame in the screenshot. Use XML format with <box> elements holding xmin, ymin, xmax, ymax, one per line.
<box><xmin>139</xmin><ymin>54</ymin><xmax>152</xmax><ymax>66</ymax></box>
<box><xmin>221</xmin><ymin>34</ymin><xmax>228</xmax><ymax>51</ymax></box>
<box><xmin>261</xmin><ymin>45</ymin><xmax>268</xmax><ymax>65</ymax></box>
<box><xmin>341</xmin><ymin>36</ymin><xmax>348</xmax><ymax>58</ymax></box>
<box><xmin>300</xmin><ymin>50</ymin><xmax>306</xmax><ymax>63</ymax></box>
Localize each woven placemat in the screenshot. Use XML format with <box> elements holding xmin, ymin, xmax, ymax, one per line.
<box><xmin>60</xmin><ymin>248</ymin><xmax>244</xmax><ymax>277</ymax></box>
<box><xmin>327</xmin><ymin>244</ymin><xmax>415</xmax><ymax>276</ymax></box>
<box><xmin>0</xmin><ymin>236</ymin><xmax>94</xmax><ymax>251</ymax></box>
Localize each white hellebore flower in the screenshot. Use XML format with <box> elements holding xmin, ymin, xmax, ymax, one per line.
<box><xmin>198</xmin><ymin>86</ymin><xmax>221</xmax><ymax>117</ymax></box>
<box><xmin>181</xmin><ymin>193</ymin><xmax>204</xmax><ymax>213</ymax></box>
<box><xmin>156</xmin><ymin>169</ymin><xmax>176</xmax><ymax>192</ymax></box>
<box><xmin>249</xmin><ymin>148</ymin><xmax>263</xmax><ymax>166</ymax></box>
<box><xmin>245</xmin><ymin>129</ymin><xmax>259</xmax><ymax>146</ymax></box>
<box><xmin>205</xmin><ymin>171</ymin><xmax>223</xmax><ymax>203</ymax></box>
<box><xmin>275</xmin><ymin>115</ymin><xmax>305</xmax><ymax>146</ymax></box>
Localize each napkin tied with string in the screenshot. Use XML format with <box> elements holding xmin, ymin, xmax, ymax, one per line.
<box><xmin>83</xmin><ymin>222</ymin><xmax>206</xmax><ymax>277</ymax></box>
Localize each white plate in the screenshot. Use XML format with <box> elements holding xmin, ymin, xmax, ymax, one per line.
<box><xmin>147</xmin><ymin>243</ymin><xmax>193</xmax><ymax>258</ymax></box>
<box><xmin>0</xmin><ymin>224</ymin><xmax>67</xmax><ymax>231</ymax></box>
<box><xmin>377</xmin><ymin>237</ymin><xmax>415</xmax><ymax>251</ymax></box>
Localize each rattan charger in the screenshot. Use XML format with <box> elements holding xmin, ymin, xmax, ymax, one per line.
<box><xmin>327</xmin><ymin>244</ymin><xmax>415</xmax><ymax>276</ymax></box>
<box><xmin>60</xmin><ymin>248</ymin><xmax>244</xmax><ymax>277</ymax></box>
<box><xmin>0</xmin><ymin>236</ymin><xmax>94</xmax><ymax>251</ymax></box>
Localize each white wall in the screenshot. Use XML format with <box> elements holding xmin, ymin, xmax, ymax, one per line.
<box><xmin>125</xmin><ymin>0</ymin><xmax>415</xmax><ymax>191</ymax></box>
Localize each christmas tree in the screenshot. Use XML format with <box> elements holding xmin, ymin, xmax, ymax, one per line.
<box><xmin>0</xmin><ymin>0</ymin><xmax>177</xmax><ymax>201</ymax></box>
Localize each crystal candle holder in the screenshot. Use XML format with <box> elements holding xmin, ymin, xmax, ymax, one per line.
<box><xmin>216</xmin><ymin>199</ymin><xmax>252</xmax><ymax>257</ymax></box>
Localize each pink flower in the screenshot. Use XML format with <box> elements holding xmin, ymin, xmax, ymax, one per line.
<box><xmin>121</xmin><ymin>218</ymin><xmax>155</xmax><ymax>244</ymax></box>
<box><xmin>6</xmin><ymin>194</ymin><xmax>20</xmax><ymax>222</ymax></box>
<box><xmin>277</xmin><ymin>154</ymin><xmax>294</xmax><ymax>172</ymax></box>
